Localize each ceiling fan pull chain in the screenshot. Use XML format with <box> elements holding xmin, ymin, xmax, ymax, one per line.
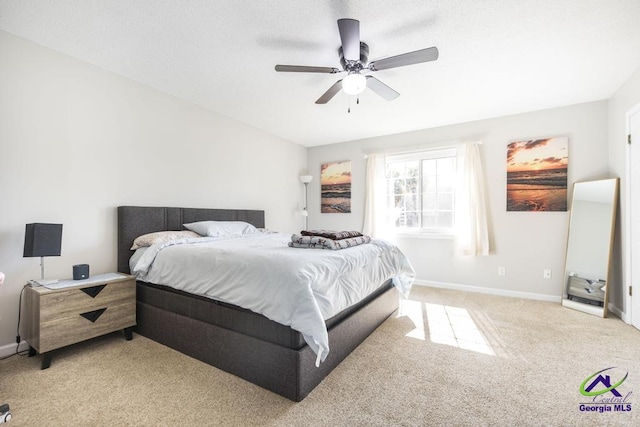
<box><xmin>348</xmin><ymin>97</ymin><xmax>351</xmax><ymax>113</ymax></box>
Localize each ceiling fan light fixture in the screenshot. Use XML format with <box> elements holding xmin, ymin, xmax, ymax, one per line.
<box><xmin>342</xmin><ymin>72</ymin><xmax>367</xmax><ymax>95</ymax></box>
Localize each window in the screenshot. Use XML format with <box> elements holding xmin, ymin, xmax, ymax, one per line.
<box><xmin>385</xmin><ymin>148</ymin><xmax>457</xmax><ymax>234</ymax></box>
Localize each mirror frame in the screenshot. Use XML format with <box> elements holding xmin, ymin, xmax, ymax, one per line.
<box><xmin>561</xmin><ymin>178</ymin><xmax>619</xmax><ymax>317</ymax></box>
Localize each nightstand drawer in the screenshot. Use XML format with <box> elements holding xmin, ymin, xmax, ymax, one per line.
<box><xmin>40</xmin><ymin>279</ymin><xmax>135</xmax><ymax>322</ymax></box>
<box><xmin>39</xmin><ymin>302</ymin><xmax>136</xmax><ymax>353</ymax></box>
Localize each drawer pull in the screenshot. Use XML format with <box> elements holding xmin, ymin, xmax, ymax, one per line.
<box><xmin>81</xmin><ymin>285</ymin><xmax>107</xmax><ymax>298</ymax></box>
<box><xmin>80</xmin><ymin>308</ymin><xmax>107</xmax><ymax>323</ymax></box>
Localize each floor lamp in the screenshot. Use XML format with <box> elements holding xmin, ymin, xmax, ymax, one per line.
<box><xmin>299</xmin><ymin>175</ymin><xmax>313</xmax><ymax>230</ymax></box>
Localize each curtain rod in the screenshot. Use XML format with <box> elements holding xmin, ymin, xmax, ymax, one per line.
<box><xmin>364</xmin><ymin>140</ymin><xmax>483</xmax><ymax>158</ymax></box>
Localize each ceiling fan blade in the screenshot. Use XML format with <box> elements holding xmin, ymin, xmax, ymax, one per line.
<box><xmin>368</xmin><ymin>46</ymin><xmax>439</xmax><ymax>71</ymax></box>
<box><xmin>365</xmin><ymin>76</ymin><xmax>400</xmax><ymax>101</ymax></box>
<box><xmin>275</xmin><ymin>65</ymin><xmax>340</xmax><ymax>73</ymax></box>
<box><xmin>337</xmin><ymin>19</ymin><xmax>360</xmax><ymax>62</ymax></box>
<box><xmin>315</xmin><ymin>80</ymin><xmax>343</xmax><ymax>104</ymax></box>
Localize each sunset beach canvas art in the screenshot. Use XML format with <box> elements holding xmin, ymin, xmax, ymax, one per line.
<box><xmin>321</xmin><ymin>161</ymin><xmax>352</xmax><ymax>213</ymax></box>
<box><xmin>506</xmin><ymin>137</ymin><xmax>568</xmax><ymax>211</ymax></box>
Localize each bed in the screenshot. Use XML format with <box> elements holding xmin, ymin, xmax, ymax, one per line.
<box><xmin>117</xmin><ymin>206</ymin><xmax>413</xmax><ymax>401</ymax></box>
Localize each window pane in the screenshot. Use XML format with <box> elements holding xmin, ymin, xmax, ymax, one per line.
<box><xmin>395</xmin><ymin>210</ymin><xmax>419</xmax><ymax>228</ymax></box>
<box><xmin>438</xmin><ymin>192</ymin><xmax>453</xmax><ymax>210</ymax></box>
<box><xmin>404</xmin><ymin>211</ymin><xmax>419</xmax><ymax>228</ymax></box>
<box><xmin>423</xmin><ymin>192</ymin><xmax>437</xmax><ymax>211</ymax></box>
<box><xmin>437</xmin><ymin>212</ymin><xmax>454</xmax><ymax>228</ymax></box>
<box><xmin>422</xmin><ymin>175</ymin><xmax>437</xmax><ymax>192</ymax></box>
<box><xmin>438</xmin><ymin>173</ymin><xmax>454</xmax><ymax>192</ymax></box>
<box><xmin>406</xmin><ymin>161</ymin><xmax>419</xmax><ymax>178</ymax></box>
<box><xmin>405</xmin><ymin>193</ymin><xmax>418</xmax><ymax>211</ymax></box>
<box><xmin>422</xmin><ymin>212</ymin><xmax>437</xmax><ymax>228</ymax></box>
<box><xmin>406</xmin><ymin>177</ymin><xmax>418</xmax><ymax>194</ymax></box>
<box><xmin>392</xmin><ymin>179</ymin><xmax>405</xmax><ymax>196</ymax></box>
<box><xmin>394</xmin><ymin>193</ymin><xmax>417</xmax><ymax>211</ymax></box>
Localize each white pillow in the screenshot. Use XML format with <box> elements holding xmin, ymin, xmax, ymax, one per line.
<box><xmin>131</xmin><ymin>230</ymin><xmax>201</xmax><ymax>250</ymax></box>
<box><xmin>183</xmin><ymin>221</ymin><xmax>257</xmax><ymax>237</ymax></box>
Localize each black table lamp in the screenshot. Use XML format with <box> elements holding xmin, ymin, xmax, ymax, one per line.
<box><xmin>23</xmin><ymin>223</ymin><xmax>63</xmax><ymax>283</ymax></box>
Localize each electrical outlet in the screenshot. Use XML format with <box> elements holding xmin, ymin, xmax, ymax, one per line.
<box><xmin>498</xmin><ymin>266</ymin><xmax>506</xmax><ymax>276</ymax></box>
<box><xmin>543</xmin><ymin>269</ymin><xmax>552</xmax><ymax>279</ymax></box>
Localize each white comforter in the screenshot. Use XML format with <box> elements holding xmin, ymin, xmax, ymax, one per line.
<box><xmin>130</xmin><ymin>232</ymin><xmax>415</xmax><ymax>364</ymax></box>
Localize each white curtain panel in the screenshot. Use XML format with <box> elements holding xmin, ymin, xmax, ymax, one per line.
<box><xmin>455</xmin><ymin>142</ymin><xmax>491</xmax><ymax>255</ymax></box>
<box><xmin>363</xmin><ymin>153</ymin><xmax>387</xmax><ymax>237</ymax></box>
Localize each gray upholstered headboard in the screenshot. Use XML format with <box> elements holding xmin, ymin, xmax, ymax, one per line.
<box><xmin>117</xmin><ymin>206</ymin><xmax>265</xmax><ymax>274</ymax></box>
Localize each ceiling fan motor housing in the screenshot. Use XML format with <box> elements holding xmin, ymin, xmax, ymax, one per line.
<box><xmin>339</xmin><ymin>42</ymin><xmax>369</xmax><ymax>71</ymax></box>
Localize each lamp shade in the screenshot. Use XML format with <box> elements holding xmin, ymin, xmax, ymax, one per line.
<box><xmin>299</xmin><ymin>175</ymin><xmax>313</xmax><ymax>184</ymax></box>
<box><xmin>23</xmin><ymin>223</ymin><xmax>63</xmax><ymax>257</ymax></box>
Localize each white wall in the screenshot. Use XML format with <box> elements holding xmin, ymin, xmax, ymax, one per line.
<box><xmin>307</xmin><ymin>101</ymin><xmax>610</xmax><ymax>301</ymax></box>
<box><xmin>607</xmin><ymin>67</ymin><xmax>640</xmax><ymax>314</ymax></box>
<box><xmin>0</xmin><ymin>31</ymin><xmax>307</xmax><ymax>352</ymax></box>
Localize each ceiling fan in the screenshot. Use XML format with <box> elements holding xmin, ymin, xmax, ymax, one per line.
<box><xmin>275</xmin><ymin>18</ymin><xmax>439</xmax><ymax>105</ymax></box>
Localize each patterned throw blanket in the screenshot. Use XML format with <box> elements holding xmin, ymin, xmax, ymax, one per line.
<box><xmin>289</xmin><ymin>233</ymin><xmax>371</xmax><ymax>250</ymax></box>
<box><xmin>301</xmin><ymin>229</ymin><xmax>363</xmax><ymax>240</ymax></box>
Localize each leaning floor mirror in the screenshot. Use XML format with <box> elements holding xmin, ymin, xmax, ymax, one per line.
<box><xmin>562</xmin><ymin>178</ymin><xmax>619</xmax><ymax>317</ymax></box>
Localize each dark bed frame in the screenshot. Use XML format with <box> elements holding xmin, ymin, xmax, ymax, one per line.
<box><xmin>117</xmin><ymin>206</ymin><xmax>399</xmax><ymax>401</ymax></box>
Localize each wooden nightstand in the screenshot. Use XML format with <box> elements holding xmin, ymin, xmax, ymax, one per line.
<box><xmin>23</xmin><ymin>273</ymin><xmax>136</xmax><ymax>369</ymax></box>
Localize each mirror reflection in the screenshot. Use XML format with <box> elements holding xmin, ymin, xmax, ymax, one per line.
<box><xmin>562</xmin><ymin>178</ymin><xmax>619</xmax><ymax>317</ymax></box>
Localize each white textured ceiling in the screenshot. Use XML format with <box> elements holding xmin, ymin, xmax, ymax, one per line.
<box><xmin>1</xmin><ymin>1</ymin><xmax>640</xmax><ymax>147</ymax></box>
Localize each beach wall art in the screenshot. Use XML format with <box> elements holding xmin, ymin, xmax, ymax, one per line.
<box><xmin>321</xmin><ymin>160</ymin><xmax>352</xmax><ymax>213</ymax></box>
<box><xmin>506</xmin><ymin>136</ymin><xmax>568</xmax><ymax>212</ymax></box>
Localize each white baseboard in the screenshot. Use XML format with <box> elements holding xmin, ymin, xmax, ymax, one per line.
<box><xmin>412</xmin><ymin>279</ymin><xmax>562</xmax><ymax>303</ymax></box>
<box><xmin>413</xmin><ymin>280</ymin><xmax>628</xmax><ymax>319</ymax></box>
<box><xmin>0</xmin><ymin>340</ymin><xmax>29</xmax><ymax>359</ymax></box>
<box><xmin>607</xmin><ymin>303</ymin><xmax>627</xmax><ymax>322</ymax></box>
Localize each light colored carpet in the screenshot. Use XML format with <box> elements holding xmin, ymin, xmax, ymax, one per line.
<box><xmin>1</xmin><ymin>286</ymin><xmax>638</xmax><ymax>426</ymax></box>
